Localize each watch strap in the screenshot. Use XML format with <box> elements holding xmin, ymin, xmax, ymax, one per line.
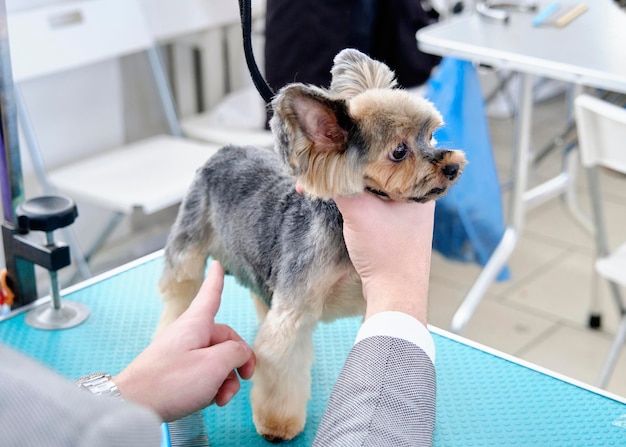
<box><xmin>74</xmin><ymin>372</ymin><xmax>122</xmax><ymax>399</ymax></box>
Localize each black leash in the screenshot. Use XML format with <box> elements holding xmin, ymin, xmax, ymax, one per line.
<box><xmin>238</xmin><ymin>0</ymin><xmax>275</xmax><ymax>105</ymax></box>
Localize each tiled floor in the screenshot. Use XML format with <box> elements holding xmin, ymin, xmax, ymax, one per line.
<box><xmin>428</xmin><ymin>88</ymin><xmax>626</xmax><ymax>398</ymax></box>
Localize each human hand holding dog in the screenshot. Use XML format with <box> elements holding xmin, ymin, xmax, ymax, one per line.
<box><xmin>114</xmin><ymin>261</ymin><xmax>256</xmax><ymax>422</ymax></box>
<box><xmin>333</xmin><ymin>193</ymin><xmax>435</xmax><ymax>326</ymax></box>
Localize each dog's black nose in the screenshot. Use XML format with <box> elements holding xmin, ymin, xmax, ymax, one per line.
<box><xmin>441</xmin><ymin>163</ymin><xmax>459</xmax><ymax>180</ymax></box>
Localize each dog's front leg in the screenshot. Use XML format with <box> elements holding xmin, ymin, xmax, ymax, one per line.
<box><xmin>250</xmin><ymin>303</ymin><xmax>317</xmax><ymax>442</ymax></box>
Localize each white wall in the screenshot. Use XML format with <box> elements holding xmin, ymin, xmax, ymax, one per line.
<box><xmin>1</xmin><ymin>0</ymin><xmax>265</xmax><ymax>293</ymax></box>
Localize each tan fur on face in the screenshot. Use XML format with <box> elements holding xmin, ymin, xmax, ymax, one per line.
<box><xmin>349</xmin><ymin>89</ymin><xmax>443</xmax><ymax>149</ymax></box>
<box><xmin>347</xmin><ymin>89</ymin><xmax>464</xmax><ymax>201</ymax></box>
<box><xmin>273</xmin><ymin>85</ymin><xmax>464</xmax><ymax>202</ymax></box>
<box><xmin>298</xmin><ymin>151</ymin><xmax>364</xmax><ymax>200</ymax></box>
<box><xmin>272</xmin><ymin>49</ymin><xmax>466</xmax><ymax>204</ymax></box>
<box><xmin>363</xmin><ymin>155</ymin><xmax>435</xmax><ymax>201</ymax></box>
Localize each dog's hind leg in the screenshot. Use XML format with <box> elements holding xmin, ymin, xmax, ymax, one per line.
<box><xmin>251</xmin><ymin>293</ymin><xmax>270</xmax><ymax>323</ymax></box>
<box><xmin>157</xmin><ymin>183</ymin><xmax>213</xmax><ymax>334</ymax></box>
<box><xmin>250</xmin><ymin>298</ymin><xmax>317</xmax><ymax>442</ymax></box>
<box><xmin>157</xmin><ymin>245</ymin><xmax>209</xmax><ymax>334</ymax></box>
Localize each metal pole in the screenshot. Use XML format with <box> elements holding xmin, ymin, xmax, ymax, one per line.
<box><xmin>147</xmin><ymin>46</ymin><xmax>184</xmax><ymax>137</ymax></box>
<box><xmin>45</xmin><ymin>232</ymin><xmax>61</xmax><ymax>310</ymax></box>
<box><xmin>0</xmin><ymin>1</ymin><xmax>37</xmax><ymax>305</ymax></box>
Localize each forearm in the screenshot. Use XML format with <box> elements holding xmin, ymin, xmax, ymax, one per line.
<box><xmin>313</xmin><ymin>333</ymin><xmax>436</xmax><ymax>447</ymax></box>
<box><xmin>321</xmin><ymin>193</ymin><xmax>437</xmax><ymax>445</ymax></box>
<box><xmin>0</xmin><ymin>344</ymin><xmax>161</xmax><ymax>447</ymax></box>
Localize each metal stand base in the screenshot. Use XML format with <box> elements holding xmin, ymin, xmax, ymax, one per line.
<box><xmin>26</xmin><ymin>301</ymin><xmax>89</xmax><ymax>330</ymax></box>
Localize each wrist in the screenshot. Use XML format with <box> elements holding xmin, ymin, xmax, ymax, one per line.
<box><xmin>111</xmin><ymin>370</ymin><xmax>140</xmax><ymax>406</ymax></box>
<box><xmin>113</xmin><ymin>370</ymin><xmax>168</xmax><ymax>421</ymax></box>
<box><xmin>356</xmin><ymin>311</ymin><xmax>436</xmax><ymax>363</ymax></box>
<box><xmin>362</xmin><ymin>278</ymin><xmax>429</xmax><ymax>326</ymax></box>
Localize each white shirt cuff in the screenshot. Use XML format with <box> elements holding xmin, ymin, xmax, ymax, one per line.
<box><xmin>355</xmin><ymin>311</ymin><xmax>436</xmax><ymax>364</ymax></box>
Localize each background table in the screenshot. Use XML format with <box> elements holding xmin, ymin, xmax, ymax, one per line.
<box><xmin>417</xmin><ymin>1</ymin><xmax>626</xmax><ymax>333</ymax></box>
<box><xmin>1</xmin><ymin>252</ymin><xmax>625</xmax><ymax>446</ymax></box>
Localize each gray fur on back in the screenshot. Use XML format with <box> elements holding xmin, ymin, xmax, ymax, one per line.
<box><xmin>165</xmin><ymin>145</ymin><xmax>350</xmax><ymax>306</ymax></box>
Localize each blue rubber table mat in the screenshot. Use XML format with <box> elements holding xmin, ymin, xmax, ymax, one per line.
<box><xmin>1</xmin><ymin>254</ymin><xmax>625</xmax><ymax>446</ymax></box>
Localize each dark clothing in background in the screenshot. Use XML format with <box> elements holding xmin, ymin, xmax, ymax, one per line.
<box><xmin>264</xmin><ymin>0</ymin><xmax>441</xmax><ymax>92</ymax></box>
<box><xmin>370</xmin><ymin>0</ymin><xmax>441</xmax><ymax>88</ymax></box>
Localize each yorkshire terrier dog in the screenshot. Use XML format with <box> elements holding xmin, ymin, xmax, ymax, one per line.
<box><xmin>157</xmin><ymin>49</ymin><xmax>466</xmax><ymax>441</ymax></box>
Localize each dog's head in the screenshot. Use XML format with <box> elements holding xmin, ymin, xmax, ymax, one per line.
<box><xmin>270</xmin><ymin>49</ymin><xmax>466</xmax><ymax>202</ymax></box>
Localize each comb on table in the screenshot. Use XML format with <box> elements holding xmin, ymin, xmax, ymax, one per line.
<box><xmin>163</xmin><ymin>412</ymin><xmax>210</xmax><ymax>447</ymax></box>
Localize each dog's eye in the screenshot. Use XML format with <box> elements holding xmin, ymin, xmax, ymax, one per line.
<box><xmin>390</xmin><ymin>143</ymin><xmax>409</xmax><ymax>162</ymax></box>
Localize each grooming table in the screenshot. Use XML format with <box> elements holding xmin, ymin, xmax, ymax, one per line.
<box><xmin>1</xmin><ymin>252</ymin><xmax>625</xmax><ymax>446</ymax></box>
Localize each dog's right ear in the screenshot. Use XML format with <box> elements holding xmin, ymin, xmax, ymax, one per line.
<box><xmin>279</xmin><ymin>85</ymin><xmax>348</xmax><ymax>153</ymax></box>
<box><xmin>271</xmin><ymin>84</ymin><xmax>363</xmax><ymax>199</ymax></box>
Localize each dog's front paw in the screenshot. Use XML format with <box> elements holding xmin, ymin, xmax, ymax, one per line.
<box><xmin>250</xmin><ymin>305</ymin><xmax>315</xmax><ymax>442</ymax></box>
<box><xmin>250</xmin><ymin>369</ymin><xmax>308</xmax><ymax>442</ymax></box>
<box><xmin>252</xmin><ymin>407</ymin><xmax>306</xmax><ymax>443</ymax></box>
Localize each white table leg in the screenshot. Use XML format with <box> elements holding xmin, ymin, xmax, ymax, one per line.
<box><xmin>451</xmin><ymin>72</ymin><xmax>534</xmax><ymax>334</ymax></box>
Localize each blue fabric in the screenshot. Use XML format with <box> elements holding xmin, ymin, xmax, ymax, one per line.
<box><xmin>425</xmin><ymin>57</ymin><xmax>509</xmax><ymax>279</ymax></box>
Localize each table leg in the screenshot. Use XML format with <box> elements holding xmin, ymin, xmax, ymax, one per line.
<box><xmin>597</xmin><ymin>316</ymin><xmax>626</xmax><ymax>388</ymax></box>
<box><xmin>451</xmin><ymin>73</ymin><xmax>534</xmax><ymax>334</ymax></box>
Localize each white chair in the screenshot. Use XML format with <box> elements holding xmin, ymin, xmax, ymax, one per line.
<box><xmin>140</xmin><ymin>0</ymin><xmax>274</xmax><ymax>148</ymax></box>
<box><xmin>9</xmin><ymin>0</ymin><xmax>221</xmax><ymax>276</ymax></box>
<box><xmin>574</xmin><ymin>93</ymin><xmax>626</xmax><ymax>388</ymax></box>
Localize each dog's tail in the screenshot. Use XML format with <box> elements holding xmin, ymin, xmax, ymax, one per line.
<box><xmin>330</xmin><ymin>49</ymin><xmax>398</xmax><ymax>99</ymax></box>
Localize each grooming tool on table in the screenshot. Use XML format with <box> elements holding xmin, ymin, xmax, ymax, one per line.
<box><xmin>555</xmin><ymin>3</ymin><xmax>588</xmax><ymax>27</ymax></box>
<box><xmin>532</xmin><ymin>2</ymin><xmax>559</xmax><ymax>26</ymax></box>
<box><xmin>164</xmin><ymin>412</ymin><xmax>210</xmax><ymax>447</ymax></box>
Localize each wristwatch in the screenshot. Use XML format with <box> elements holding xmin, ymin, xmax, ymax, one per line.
<box><xmin>74</xmin><ymin>372</ymin><xmax>122</xmax><ymax>399</ymax></box>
